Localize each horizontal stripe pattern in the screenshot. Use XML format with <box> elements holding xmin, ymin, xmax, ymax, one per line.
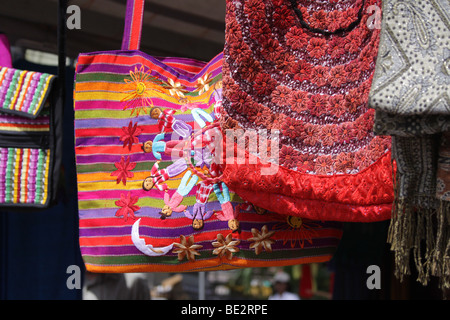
<box><xmin>74</xmin><ymin>50</ymin><xmax>342</xmax><ymax>272</ymax></box>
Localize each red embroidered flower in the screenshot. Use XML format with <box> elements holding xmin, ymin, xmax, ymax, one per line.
<box><xmin>279</xmin><ymin>145</ymin><xmax>299</xmax><ymax>169</ymax></box>
<box><xmin>273</xmin><ymin>6</ymin><xmax>295</xmax><ymax>30</ymax></box>
<box><xmin>308</xmin><ymin>94</ymin><xmax>329</xmax><ymax>116</ymax></box>
<box><xmin>301</xmin><ymin>123</ymin><xmax>320</xmax><ymax>145</ymax></box>
<box><xmin>339</xmin><ymin>7</ymin><xmax>359</xmax><ymax>30</ymax></box>
<box><xmin>289</xmin><ymin>91</ymin><xmax>310</xmax><ymax>113</ymax></box>
<box><xmin>238</xmin><ymin>57</ymin><xmax>261</xmax><ymax>82</ymax></box>
<box><xmin>310</xmin><ymin>66</ymin><xmax>329</xmax><ymax>87</ymax></box>
<box><xmin>344</xmin><ymin>62</ymin><xmax>362</xmax><ymax>82</ymax></box>
<box><xmin>293</xmin><ymin>60</ymin><xmax>313</xmax><ymax>82</ymax></box>
<box><xmin>341</xmin><ymin>123</ymin><xmax>357</xmax><ymax>142</ymax></box>
<box><xmin>343</xmin><ymin>88</ymin><xmax>362</xmax><ymax>113</ymax></box>
<box><xmin>277</xmin><ymin>54</ymin><xmax>297</xmax><ymax>73</ymax></box>
<box><xmin>309</xmin><ymin>10</ymin><xmax>329</xmax><ymax>30</ymax></box>
<box><xmin>344</xmin><ymin>30</ymin><xmax>363</xmax><ymax>54</ymax></box>
<box><xmin>271</xmin><ymin>85</ymin><xmax>292</xmax><ymax>106</ymax></box>
<box><xmin>244</xmin><ymin>0</ymin><xmax>265</xmax><ymax>18</ymax></box>
<box><xmin>254</xmin><ymin>73</ymin><xmax>276</xmax><ymax>96</ymax></box>
<box><xmin>335</xmin><ymin>152</ymin><xmax>354</xmax><ymax>173</ymax></box>
<box><xmin>327</xmin><ymin>10</ymin><xmax>343</xmax><ymax>32</ymax></box>
<box><xmin>120</xmin><ymin>121</ymin><xmax>142</xmax><ymax>151</ymax></box>
<box><xmin>354</xmin><ymin>150</ymin><xmax>373</xmax><ymax>169</ymax></box>
<box><xmin>111</xmin><ymin>156</ymin><xmax>136</xmax><ymax>185</ymax></box>
<box><xmin>327</xmin><ymin>38</ymin><xmax>346</xmax><ymax>59</ymax></box>
<box><xmin>315</xmin><ymin>155</ymin><xmax>333</xmax><ymax>175</ymax></box>
<box><xmin>319</xmin><ymin>126</ymin><xmax>338</xmax><ymax>146</ymax></box>
<box><xmin>328</xmin><ymin>94</ymin><xmax>346</xmax><ymax>118</ymax></box>
<box><xmin>297</xmin><ymin>154</ymin><xmax>316</xmax><ymax>173</ymax></box>
<box><xmin>285</xmin><ymin>26</ymin><xmax>308</xmax><ymax>50</ymax></box>
<box><xmin>229</xmin><ymin>89</ymin><xmax>252</xmax><ymax>113</ymax></box>
<box><xmin>307</xmin><ymin>38</ymin><xmax>327</xmax><ymax>59</ymax></box>
<box><xmin>329</xmin><ymin>65</ymin><xmax>348</xmax><ymax>87</ymax></box>
<box><xmin>281</xmin><ymin>117</ymin><xmax>304</xmax><ymax>140</ymax></box>
<box><xmin>248</xmin><ymin>106</ymin><xmax>273</xmax><ymax>126</ymax></box>
<box><xmin>115</xmin><ymin>192</ymin><xmax>140</xmax><ymax>221</ymax></box>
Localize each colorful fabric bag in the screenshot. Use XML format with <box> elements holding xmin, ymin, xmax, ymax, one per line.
<box><xmin>73</xmin><ymin>0</ymin><xmax>343</xmax><ymax>273</ymax></box>
<box><xmin>368</xmin><ymin>0</ymin><xmax>450</xmax><ymax>289</ymax></box>
<box><xmin>220</xmin><ymin>0</ymin><xmax>394</xmax><ymax>222</ymax></box>
<box><xmin>0</xmin><ymin>64</ymin><xmax>62</xmax><ymax>209</ymax></box>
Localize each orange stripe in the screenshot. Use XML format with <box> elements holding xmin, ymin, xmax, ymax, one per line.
<box><xmin>24</xmin><ymin>150</ymin><xmax>30</xmax><ymax>203</ymax></box>
<box><xmin>84</xmin><ymin>255</ymin><xmax>333</xmax><ymax>273</ymax></box>
<box><xmin>0</xmin><ymin>123</ymin><xmax>49</xmax><ymax>129</ymax></box>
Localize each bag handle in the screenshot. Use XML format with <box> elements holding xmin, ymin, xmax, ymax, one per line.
<box><xmin>121</xmin><ymin>0</ymin><xmax>145</xmax><ymax>51</ymax></box>
<box><xmin>288</xmin><ymin>0</ymin><xmax>366</xmax><ymax>35</ymax></box>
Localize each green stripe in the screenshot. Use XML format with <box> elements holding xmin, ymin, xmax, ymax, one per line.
<box><xmin>34</xmin><ymin>150</ymin><xmax>45</xmax><ymax>204</ymax></box>
<box><xmin>5</xmin><ymin>148</ymin><xmax>14</xmax><ymax>202</ymax></box>
<box><xmin>81</xmin><ymin>246</ymin><xmax>335</xmax><ymax>266</ymax></box>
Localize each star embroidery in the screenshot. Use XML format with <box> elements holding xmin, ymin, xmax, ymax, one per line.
<box><xmin>120</xmin><ymin>121</ymin><xmax>142</xmax><ymax>151</ymax></box>
<box><xmin>115</xmin><ymin>192</ymin><xmax>140</xmax><ymax>221</ymax></box>
<box><xmin>111</xmin><ymin>156</ymin><xmax>136</xmax><ymax>185</ymax></box>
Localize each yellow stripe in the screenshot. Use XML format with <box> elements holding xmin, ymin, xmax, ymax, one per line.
<box><xmin>20</xmin><ymin>149</ymin><xmax>30</xmax><ymax>203</ymax></box>
<box><xmin>34</xmin><ymin>75</ymin><xmax>55</xmax><ymax>115</ymax></box>
<box><xmin>16</xmin><ymin>72</ymin><xmax>34</xmax><ymax>111</ymax></box>
<box><xmin>41</xmin><ymin>149</ymin><xmax>51</xmax><ymax>204</ymax></box>
<box><xmin>10</xmin><ymin>71</ymin><xmax>27</xmax><ymax>111</ymax></box>
<box><xmin>13</xmin><ymin>148</ymin><xmax>21</xmax><ymax>203</ymax></box>
<box><xmin>0</xmin><ymin>126</ymin><xmax>50</xmax><ymax>132</ymax></box>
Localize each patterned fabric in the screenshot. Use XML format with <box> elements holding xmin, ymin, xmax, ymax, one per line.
<box><xmin>0</xmin><ymin>67</ymin><xmax>55</xmax><ymax>118</ymax></box>
<box><xmin>369</xmin><ymin>0</ymin><xmax>450</xmax><ymax>289</ymax></box>
<box><xmin>0</xmin><ymin>65</ymin><xmax>56</xmax><ymax>208</ymax></box>
<box><xmin>220</xmin><ymin>0</ymin><xmax>394</xmax><ymax>222</ymax></box>
<box><xmin>73</xmin><ymin>0</ymin><xmax>343</xmax><ymax>273</ymax></box>
<box><xmin>0</xmin><ymin>147</ymin><xmax>51</xmax><ymax>205</ymax></box>
<box><xmin>369</xmin><ymin>0</ymin><xmax>450</xmax><ymax>115</ymax></box>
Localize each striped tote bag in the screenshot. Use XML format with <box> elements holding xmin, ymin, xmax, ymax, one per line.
<box><xmin>73</xmin><ymin>0</ymin><xmax>343</xmax><ymax>273</ymax></box>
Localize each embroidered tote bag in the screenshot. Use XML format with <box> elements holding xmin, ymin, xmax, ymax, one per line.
<box><xmin>220</xmin><ymin>0</ymin><xmax>394</xmax><ymax>222</ymax></box>
<box><xmin>73</xmin><ymin>0</ymin><xmax>343</xmax><ymax>273</ymax></box>
<box><xmin>0</xmin><ymin>65</ymin><xmax>62</xmax><ymax>209</ymax></box>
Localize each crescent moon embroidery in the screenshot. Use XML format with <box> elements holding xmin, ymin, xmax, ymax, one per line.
<box><xmin>131</xmin><ymin>218</ymin><xmax>174</xmax><ymax>256</ymax></box>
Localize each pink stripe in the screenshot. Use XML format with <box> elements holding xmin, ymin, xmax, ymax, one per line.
<box><xmin>0</xmin><ymin>148</ymin><xmax>7</xmax><ymax>202</ymax></box>
<box><xmin>28</xmin><ymin>149</ymin><xmax>38</xmax><ymax>203</ymax></box>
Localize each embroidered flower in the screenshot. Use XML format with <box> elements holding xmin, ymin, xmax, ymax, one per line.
<box><xmin>120</xmin><ymin>121</ymin><xmax>142</xmax><ymax>151</ymax></box>
<box><xmin>289</xmin><ymin>91</ymin><xmax>310</xmax><ymax>113</ymax></box>
<box><xmin>344</xmin><ymin>30</ymin><xmax>363</xmax><ymax>54</ymax></box>
<box><xmin>247</xmin><ymin>106</ymin><xmax>273</xmax><ymax>126</ymax></box>
<box><xmin>329</xmin><ymin>65</ymin><xmax>348</xmax><ymax>87</ymax></box>
<box><xmin>254</xmin><ymin>73</ymin><xmax>276</xmax><ymax>96</ymax></box>
<box><xmin>297</xmin><ymin>154</ymin><xmax>316</xmax><ymax>173</ymax></box>
<box><xmin>173</xmin><ymin>235</ymin><xmax>203</xmax><ymax>262</ymax></box>
<box><xmin>319</xmin><ymin>126</ymin><xmax>338</xmax><ymax>146</ymax></box>
<box><xmin>328</xmin><ymin>94</ymin><xmax>346</xmax><ymax>118</ymax></box>
<box><xmin>271</xmin><ymin>215</ymin><xmax>320</xmax><ymax>249</ymax></box>
<box><xmin>310</xmin><ymin>66</ymin><xmax>329</xmax><ymax>87</ymax></box>
<box><xmin>281</xmin><ymin>117</ymin><xmax>304</xmax><ymax>140</ymax></box>
<box><xmin>115</xmin><ymin>192</ymin><xmax>140</xmax><ymax>221</ymax></box>
<box><xmin>301</xmin><ymin>123</ymin><xmax>320</xmax><ymax>145</ymax></box>
<box><xmin>238</xmin><ymin>57</ymin><xmax>261</xmax><ymax>82</ymax></box>
<box><xmin>328</xmin><ymin>38</ymin><xmax>346</xmax><ymax>59</ymax></box>
<box><xmin>111</xmin><ymin>156</ymin><xmax>136</xmax><ymax>185</ymax></box>
<box><xmin>212</xmin><ymin>233</ymin><xmax>240</xmax><ymax>260</ymax></box>
<box><xmin>315</xmin><ymin>155</ymin><xmax>333</xmax><ymax>175</ymax></box>
<box><xmin>273</xmin><ymin>5</ymin><xmax>295</xmax><ymax>30</ymax></box>
<box><xmin>344</xmin><ymin>62</ymin><xmax>362</xmax><ymax>82</ymax></box>
<box><xmin>343</xmin><ymin>88</ymin><xmax>362</xmax><ymax>113</ymax></box>
<box><xmin>294</xmin><ymin>60</ymin><xmax>313</xmax><ymax>82</ymax></box>
<box><xmin>307</xmin><ymin>38</ymin><xmax>327</xmax><ymax>59</ymax></box>
<box><xmin>165</xmin><ymin>78</ymin><xmax>188</xmax><ymax>99</ymax></box>
<box><xmin>279</xmin><ymin>145</ymin><xmax>299</xmax><ymax>169</ymax></box>
<box><xmin>335</xmin><ymin>152</ymin><xmax>354</xmax><ymax>173</ymax></box>
<box><xmin>285</xmin><ymin>26</ymin><xmax>308</xmax><ymax>50</ymax></box>
<box><xmin>309</xmin><ymin>10</ymin><xmax>329</xmax><ymax>30</ymax></box>
<box><xmin>248</xmin><ymin>225</ymin><xmax>276</xmax><ymax>255</ymax></box>
<box><xmin>327</xmin><ymin>10</ymin><xmax>343</xmax><ymax>32</ymax></box>
<box><xmin>122</xmin><ymin>65</ymin><xmax>167</xmax><ymax>116</ymax></box>
<box><xmin>308</xmin><ymin>94</ymin><xmax>329</xmax><ymax>117</ymax></box>
<box><xmin>277</xmin><ymin>54</ymin><xmax>297</xmax><ymax>74</ymax></box>
<box><xmin>271</xmin><ymin>85</ymin><xmax>292</xmax><ymax>106</ymax></box>
<box><xmin>195</xmin><ymin>73</ymin><xmax>213</xmax><ymax>95</ymax></box>
<box><xmin>341</xmin><ymin>123</ymin><xmax>357</xmax><ymax>142</ymax></box>
<box><xmin>229</xmin><ymin>89</ymin><xmax>252</xmax><ymax>114</ymax></box>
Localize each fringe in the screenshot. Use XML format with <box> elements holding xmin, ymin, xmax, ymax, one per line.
<box><xmin>387</xmin><ymin>198</ymin><xmax>450</xmax><ymax>289</ymax></box>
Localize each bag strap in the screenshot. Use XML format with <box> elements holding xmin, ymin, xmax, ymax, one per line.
<box><xmin>288</xmin><ymin>0</ymin><xmax>366</xmax><ymax>35</ymax></box>
<box><xmin>121</xmin><ymin>0</ymin><xmax>145</xmax><ymax>51</ymax></box>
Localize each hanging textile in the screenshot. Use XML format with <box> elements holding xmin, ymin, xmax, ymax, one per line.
<box><xmin>369</xmin><ymin>0</ymin><xmax>450</xmax><ymax>288</ymax></box>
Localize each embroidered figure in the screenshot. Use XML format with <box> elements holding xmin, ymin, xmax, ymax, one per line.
<box><xmin>142</xmin><ymin>158</ymin><xmax>187</xmax><ymax>192</ymax></box>
<box><xmin>213</xmin><ymin>182</ymin><xmax>240</xmax><ymax>232</ymax></box>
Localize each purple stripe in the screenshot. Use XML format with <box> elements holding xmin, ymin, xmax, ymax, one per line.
<box><xmin>0</xmin><ymin>114</ymin><xmax>50</xmax><ymax>124</ymax></box>
<box><xmin>76</xmin><ymin>153</ymin><xmax>154</xmax><ymax>164</ymax></box>
<box><xmin>0</xmin><ymin>148</ymin><xmax>7</xmax><ymax>202</ymax></box>
<box><xmin>28</xmin><ymin>149</ymin><xmax>38</xmax><ymax>203</ymax></box>
<box><xmin>23</xmin><ymin>73</ymin><xmax>39</xmax><ymax>113</ymax></box>
<box><xmin>0</xmin><ymin>68</ymin><xmax>15</xmax><ymax>107</ymax></box>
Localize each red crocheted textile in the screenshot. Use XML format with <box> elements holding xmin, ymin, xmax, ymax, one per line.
<box><xmin>221</xmin><ymin>0</ymin><xmax>394</xmax><ymax>221</ymax></box>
